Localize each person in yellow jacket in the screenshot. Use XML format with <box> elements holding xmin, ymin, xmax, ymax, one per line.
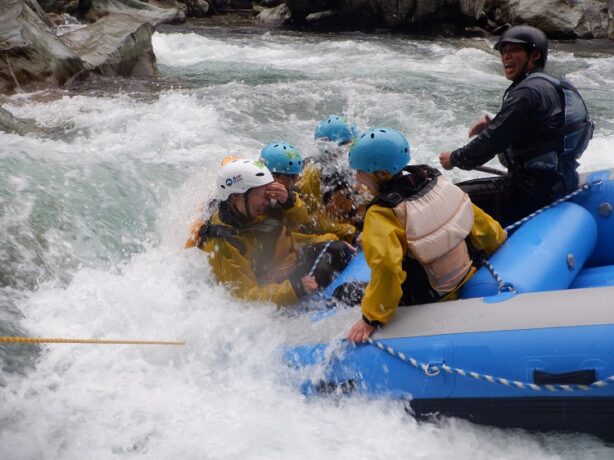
<box><xmin>185</xmin><ymin>158</ymin><xmax>353</xmax><ymax>306</ymax></box>
<box><xmin>296</xmin><ymin>115</ymin><xmax>369</xmax><ymax>243</ymax></box>
<box><xmin>345</xmin><ymin>128</ymin><xmax>507</xmax><ymax>342</ymax></box>
<box><xmin>259</xmin><ymin>140</ymin><xmax>353</xmax><ymax>246</ymax></box>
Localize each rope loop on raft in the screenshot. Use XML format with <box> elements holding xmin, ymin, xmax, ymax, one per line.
<box><xmin>481</xmin><ymin>259</ymin><xmax>517</xmax><ymax>294</ymax></box>
<box><xmin>308</xmin><ymin>241</ymin><xmax>332</xmax><ymax>277</ymax></box>
<box><xmin>367</xmin><ymin>337</ymin><xmax>614</xmax><ymax>392</ymax></box>
<box><xmin>503</xmin><ymin>182</ymin><xmax>592</xmax><ymax>234</ymax></box>
<box><xmin>481</xmin><ymin>181</ymin><xmax>597</xmax><ymax>294</ymax></box>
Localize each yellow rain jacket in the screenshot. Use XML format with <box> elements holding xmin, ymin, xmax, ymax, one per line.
<box><xmin>296</xmin><ymin>164</ymin><xmax>357</xmax><ymax>243</ymax></box>
<box><xmin>361</xmin><ymin>203</ymin><xmax>506</xmax><ymax>325</ymax></box>
<box><xmin>187</xmin><ymin>193</ymin><xmax>336</xmax><ymax>306</ymax></box>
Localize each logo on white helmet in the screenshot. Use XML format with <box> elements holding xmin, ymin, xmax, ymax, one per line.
<box><xmin>226</xmin><ymin>175</ymin><xmax>243</xmax><ymax>187</ymax></box>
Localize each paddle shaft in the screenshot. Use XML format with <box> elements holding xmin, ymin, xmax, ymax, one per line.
<box><xmin>475</xmin><ymin>165</ymin><xmax>507</xmax><ymax>176</ymax></box>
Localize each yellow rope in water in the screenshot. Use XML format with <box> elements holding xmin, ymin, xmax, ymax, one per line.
<box><xmin>0</xmin><ymin>336</ymin><xmax>185</xmax><ymax>346</ymax></box>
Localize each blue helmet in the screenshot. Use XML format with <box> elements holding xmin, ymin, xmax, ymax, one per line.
<box><xmin>260</xmin><ymin>142</ymin><xmax>304</xmax><ymax>175</ymax></box>
<box><xmin>348</xmin><ymin>128</ymin><xmax>410</xmax><ymax>175</ymax></box>
<box><xmin>314</xmin><ymin>115</ymin><xmax>359</xmax><ymax>145</ymax></box>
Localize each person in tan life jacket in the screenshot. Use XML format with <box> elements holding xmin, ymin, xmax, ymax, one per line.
<box><xmin>345</xmin><ymin>128</ymin><xmax>507</xmax><ymax>343</ymax></box>
<box><xmin>297</xmin><ymin>115</ymin><xmax>371</xmax><ymax>244</ymax></box>
<box><xmin>185</xmin><ymin>159</ymin><xmax>353</xmax><ymax>306</ymax></box>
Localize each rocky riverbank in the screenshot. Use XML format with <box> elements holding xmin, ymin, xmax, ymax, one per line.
<box><xmin>1</xmin><ymin>0</ymin><xmax>613</xmax><ymax>134</ymax></box>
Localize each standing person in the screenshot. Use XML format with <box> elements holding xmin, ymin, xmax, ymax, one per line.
<box><xmin>185</xmin><ymin>159</ymin><xmax>352</xmax><ymax>306</ymax></box>
<box><xmin>298</xmin><ymin>115</ymin><xmax>366</xmax><ymax>243</ymax></box>
<box><xmin>347</xmin><ymin>128</ymin><xmax>506</xmax><ymax>343</ymax></box>
<box><xmin>439</xmin><ymin>25</ymin><xmax>594</xmax><ymax>227</ymax></box>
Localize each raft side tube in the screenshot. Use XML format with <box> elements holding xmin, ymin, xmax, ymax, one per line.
<box><xmin>573</xmin><ymin>169</ymin><xmax>614</xmax><ymax>267</ymax></box>
<box><xmin>570</xmin><ymin>264</ymin><xmax>614</xmax><ymax>289</ymax></box>
<box><xmin>460</xmin><ymin>202</ymin><xmax>597</xmax><ymax>299</ymax></box>
<box><xmin>285</xmin><ymin>323</ymin><xmax>614</xmax><ymax>400</ymax></box>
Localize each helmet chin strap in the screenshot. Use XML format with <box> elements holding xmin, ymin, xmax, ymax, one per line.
<box><xmin>519</xmin><ymin>47</ymin><xmax>538</xmax><ymax>78</ymax></box>
<box><xmin>243</xmin><ymin>189</ymin><xmax>253</xmax><ymax>221</ymax></box>
<box><xmin>227</xmin><ymin>191</ymin><xmax>253</xmax><ymax>222</ymax></box>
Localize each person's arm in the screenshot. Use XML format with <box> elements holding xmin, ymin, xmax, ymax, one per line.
<box><xmin>203</xmin><ymin>238</ymin><xmax>309</xmax><ymax>306</ymax></box>
<box><xmin>308</xmin><ymin>212</ymin><xmax>356</xmax><ymax>243</ymax></box>
<box><xmin>184</xmin><ymin>219</ymin><xmax>204</xmax><ymax>249</ymax></box>
<box><xmin>296</xmin><ymin>165</ymin><xmax>356</xmax><ymax>242</ymax></box>
<box><xmin>359</xmin><ymin>206</ymin><xmax>407</xmax><ymax>325</ymax></box>
<box><xmin>468</xmin><ymin>204</ymin><xmax>507</xmax><ymax>256</ymax></box>
<box><xmin>292</xmin><ymin>231</ymin><xmax>338</xmax><ymax>245</ymax></box>
<box><xmin>468</xmin><ymin>114</ymin><xmax>493</xmax><ymax>137</ymax></box>
<box><xmin>281</xmin><ymin>191</ymin><xmax>309</xmax><ymax>226</ymax></box>
<box><xmin>448</xmin><ymin>86</ymin><xmax>536</xmax><ymax>170</ymax></box>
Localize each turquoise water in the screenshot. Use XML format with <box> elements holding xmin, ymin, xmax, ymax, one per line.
<box><xmin>1</xmin><ymin>26</ymin><xmax>613</xmax><ymax>459</ymax></box>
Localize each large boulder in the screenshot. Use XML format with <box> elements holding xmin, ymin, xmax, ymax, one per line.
<box><xmin>175</xmin><ymin>0</ymin><xmax>210</xmax><ymax>17</ymax></box>
<box><xmin>487</xmin><ymin>0</ymin><xmax>610</xmax><ymax>39</ymax></box>
<box><xmin>0</xmin><ymin>0</ymin><xmax>85</xmax><ymax>94</ymax></box>
<box><xmin>609</xmin><ymin>0</ymin><xmax>614</xmax><ymax>39</ymax></box>
<box><xmin>62</xmin><ymin>13</ymin><xmax>157</xmax><ymax>77</ymax></box>
<box><xmin>286</xmin><ymin>0</ymin><xmax>486</xmax><ymax>30</ymax></box>
<box><xmin>85</xmin><ymin>0</ymin><xmax>185</xmax><ymax>26</ymax></box>
<box><xmin>257</xmin><ymin>3</ymin><xmax>291</xmax><ymax>25</ymax></box>
<box><xmin>211</xmin><ymin>0</ymin><xmax>254</xmax><ymax>9</ymax></box>
<box><xmin>286</xmin><ymin>0</ymin><xmax>337</xmax><ymax>18</ymax></box>
<box><xmin>339</xmin><ymin>0</ymin><xmax>485</xmax><ymax>29</ymax></box>
<box><xmin>36</xmin><ymin>0</ymin><xmax>84</xmax><ymax>14</ymax></box>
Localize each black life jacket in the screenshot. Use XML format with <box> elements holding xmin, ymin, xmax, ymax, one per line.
<box><xmin>503</xmin><ymin>72</ymin><xmax>593</xmax><ymax>194</ymax></box>
<box><xmin>196</xmin><ymin>201</ymin><xmax>293</xmax><ymax>280</ymax></box>
<box><xmin>369</xmin><ymin>165</ymin><xmax>440</xmax><ymax>208</ymax></box>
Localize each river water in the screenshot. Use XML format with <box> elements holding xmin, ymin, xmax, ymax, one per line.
<box><xmin>1</xmin><ymin>24</ymin><xmax>614</xmax><ymax>459</ymax></box>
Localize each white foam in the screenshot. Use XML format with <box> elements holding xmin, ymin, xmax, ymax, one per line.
<box><xmin>1</xmin><ymin>30</ymin><xmax>613</xmax><ymax>459</ymax></box>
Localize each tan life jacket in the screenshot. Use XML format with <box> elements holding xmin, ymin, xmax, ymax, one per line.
<box><xmin>392</xmin><ymin>175</ymin><xmax>474</xmax><ymax>295</ymax></box>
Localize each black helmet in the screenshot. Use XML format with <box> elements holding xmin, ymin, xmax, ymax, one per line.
<box><xmin>494</xmin><ymin>25</ymin><xmax>548</xmax><ymax>68</ymax></box>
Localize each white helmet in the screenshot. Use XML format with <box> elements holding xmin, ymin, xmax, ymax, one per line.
<box><xmin>216</xmin><ymin>158</ymin><xmax>274</xmax><ymax>201</ymax></box>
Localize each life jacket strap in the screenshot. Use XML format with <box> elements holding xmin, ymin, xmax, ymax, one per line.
<box><xmin>196</xmin><ymin>222</ymin><xmax>246</xmax><ymax>253</ymax></box>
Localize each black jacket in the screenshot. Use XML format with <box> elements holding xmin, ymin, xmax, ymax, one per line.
<box><xmin>451</xmin><ymin>70</ymin><xmax>579</xmax><ymax>198</ymax></box>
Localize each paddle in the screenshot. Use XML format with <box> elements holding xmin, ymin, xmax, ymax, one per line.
<box><xmin>475</xmin><ymin>165</ymin><xmax>506</xmax><ymax>176</ymax></box>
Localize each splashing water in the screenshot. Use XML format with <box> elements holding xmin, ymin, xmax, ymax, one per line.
<box><xmin>1</xmin><ymin>26</ymin><xmax>613</xmax><ymax>459</ymax></box>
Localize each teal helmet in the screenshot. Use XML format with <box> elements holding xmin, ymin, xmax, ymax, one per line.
<box><xmin>348</xmin><ymin>128</ymin><xmax>410</xmax><ymax>174</ymax></box>
<box><xmin>314</xmin><ymin>115</ymin><xmax>359</xmax><ymax>145</ymax></box>
<box><xmin>260</xmin><ymin>142</ymin><xmax>304</xmax><ymax>175</ymax></box>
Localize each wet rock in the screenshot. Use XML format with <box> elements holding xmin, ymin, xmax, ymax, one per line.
<box><xmin>286</xmin><ymin>0</ymin><xmax>336</xmax><ymax>18</ymax></box>
<box><xmin>282</xmin><ymin>0</ymin><xmax>612</xmax><ymax>40</ymax></box>
<box><xmin>286</xmin><ymin>0</ymin><xmax>486</xmax><ymax>30</ymax></box>
<box><xmin>36</xmin><ymin>0</ymin><xmax>82</xmax><ymax>14</ymax></box>
<box><xmin>258</xmin><ymin>0</ymin><xmax>282</xmax><ymax>7</ymax></box>
<box><xmin>0</xmin><ymin>106</ymin><xmax>40</xmax><ymax>135</ymax></box>
<box><xmin>257</xmin><ymin>3</ymin><xmax>291</xmax><ymax>25</ymax></box>
<box><xmin>150</xmin><ymin>0</ymin><xmax>188</xmax><ymax>17</ymax></box>
<box><xmin>212</xmin><ymin>0</ymin><xmax>254</xmax><ymax>9</ymax></box>
<box><xmin>0</xmin><ymin>0</ymin><xmax>86</xmax><ymax>94</ymax></box>
<box><xmin>338</xmin><ymin>0</ymin><xmax>486</xmax><ymax>30</ymax></box>
<box><xmin>176</xmin><ymin>0</ymin><xmax>210</xmax><ymax>17</ymax></box>
<box><xmin>489</xmin><ymin>0</ymin><xmax>610</xmax><ymax>39</ymax></box>
<box><xmin>37</xmin><ymin>0</ymin><xmax>78</xmax><ymax>13</ymax></box>
<box><xmin>85</xmin><ymin>0</ymin><xmax>185</xmax><ymax>26</ymax></box>
<box><xmin>306</xmin><ymin>9</ymin><xmax>340</xmax><ymax>25</ymax></box>
<box><xmin>464</xmin><ymin>25</ymin><xmax>489</xmax><ymax>36</ymax></box>
<box><xmin>62</xmin><ymin>13</ymin><xmax>158</xmax><ymax>77</ymax></box>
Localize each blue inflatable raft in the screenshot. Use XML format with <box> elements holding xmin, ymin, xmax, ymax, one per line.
<box><xmin>285</xmin><ymin>169</ymin><xmax>614</xmax><ymax>440</ymax></box>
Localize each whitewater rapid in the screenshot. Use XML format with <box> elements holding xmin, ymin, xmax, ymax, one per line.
<box><xmin>0</xmin><ymin>26</ymin><xmax>613</xmax><ymax>459</ymax></box>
